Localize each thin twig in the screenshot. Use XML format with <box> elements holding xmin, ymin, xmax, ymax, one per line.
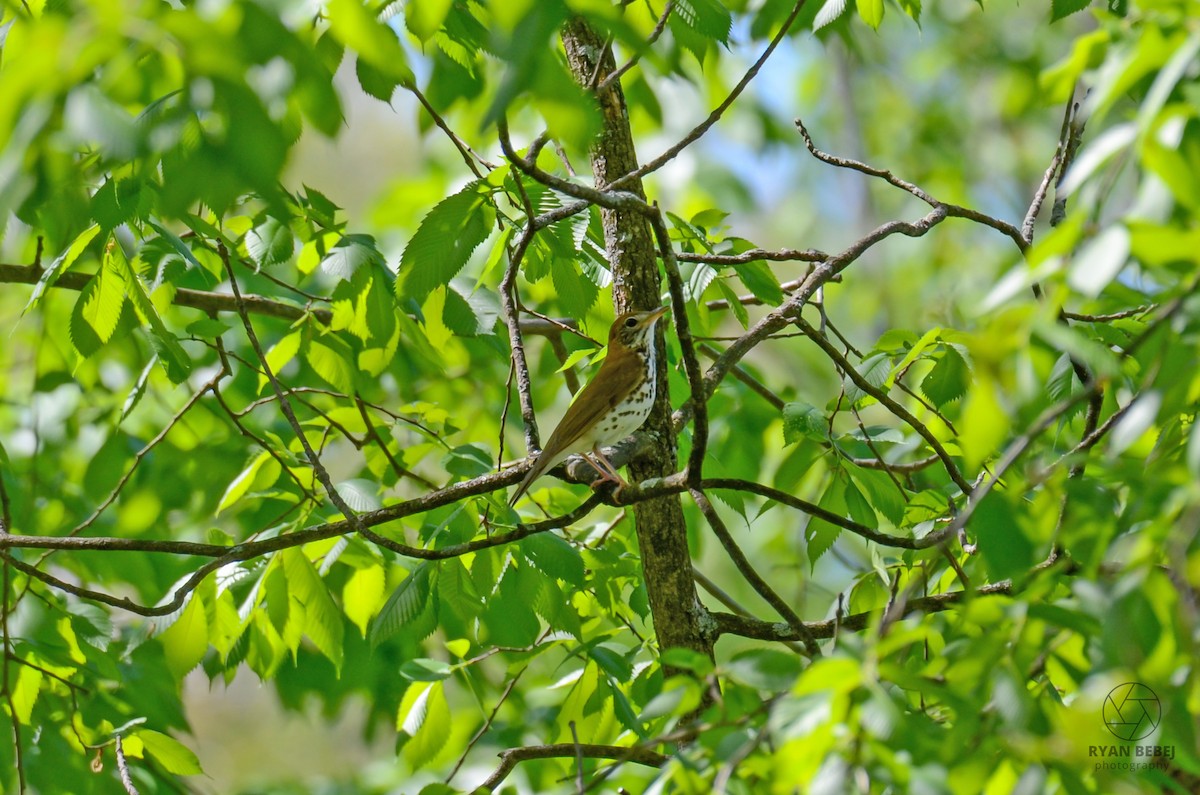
<box><xmin>795</xmin><ymin>119</ymin><xmax>1028</xmax><ymax>253</ymax></box>
<box><xmin>650</xmin><ymin>207</ymin><xmax>708</xmax><ymax>482</ymax></box>
<box><xmin>114</xmin><ymin>735</ymin><xmax>141</xmax><ymax>795</ymax></box>
<box><xmin>691</xmin><ymin>488</ymin><xmax>821</xmax><ymax>656</ymax></box>
<box><xmin>406</xmin><ymin>82</ymin><xmax>496</xmax><ymax>178</ymax></box>
<box><xmin>607</xmin><ymin>0</ymin><xmax>810</xmax><ymax>191</ymax></box>
<box><xmin>794</xmin><ymin>317</ymin><xmax>973</xmax><ymax>494</ymax></box>
<box><xmin>596</xmin><ymin>1</ymin><xmax>674</xmax><ymax>94</ymax></box>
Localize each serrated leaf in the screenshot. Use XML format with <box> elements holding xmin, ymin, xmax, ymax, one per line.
<box><xmin>328</xmin><ymin>0</ymin><xmax>414</xmax><ymax>82</ymax></box>
<box><xmin>245</xmin><ymin>217</ymin><xmax>294</xmax><ymax>267</ymax></box>
<box><xmin>24</xmin><ymin>224</ymin><xmax>102</xmax><ymax>315</ymax></box>
<box><xmin>844</xmin><ymin>353</ymin><xmax>891</xmax><ymax>404</ymax></box>
<box><xmin>157</xmin><ymin>594</ymin><xmax>208</xmax><ymax>680</ymax></box>
<box><xmin>399</xmin><ymin>681</ymin><xmax>451</xmax><ymax>769</ymax></box>
<box><xmin>119</xmin><ymin>358</ymin><xmax>156</xmax><ymax>424</ymax></box>
<box><xmin>371</xmin><ymin>562</ymin><xmax>435</xmax><ymax>646</ymax></box>
<box><xmin>81</xmin><ymin>244</ymin><xmax>128</xmax><ymax>343</ymax></box>
<box><xmin>858</xmin><ymin>0</ymin><xmax>884</xmax><ymax>28</ymax></box>
<box><xmin>356</xmin><ymin>56</ymin><xmax>400</xmax><ymax>102</ymax></box>
<box><xmin>806</xmin><ymin>476</ymin><xmax>846</xmax><ymax>567</ymax></box>
<box><xmin>675</xmin><ymin>0</ymin><xmax>733</xmax><ymax>42</ymax></box>
<box><xmin>846</xmin><ymin>463</ymin><xmax>906</xmax><ymax>526</ymax></box>
<box><xmin>115</xmin><ymin>248</ymin><xmax>192</xmax><ymax>383</ymax></box>
<box><xmin>920</xmin><ymin>346</ymin><xmax>970</xmax><ymax>407</ymax></box>
<box><xmin>1051</xmin><ymin>0</ymin><xmax>1091</xmax><ymax>21</ymax></box>
<box><xmin>260</xmin><ymin>329</ymin><xmax>303</xmax><ymax>393</ymax></box>
<box><xmin>814</xmin><ymin>0</ymin><xmax>848</xmax><ymax>29</ymax></box>
<box><xmin>281</xmin><ymin>548</ymin><xmax>345</xmax><ymax>671</ymax></box>
<box><xmin>398</xmin><ymin>181</ymin><xmax>493</xmax><ymax>302</ymax></box>
<box><xmin>306</xmin><ymin>336</ymin><xmax>357</xmax><ymax>392</ymax></box>
<box><xmin>343</xmin><ymin>565</ymin><xmax>386</xmax><ymax>638</ymax></box>
<box><xmin>735</xmin><ymin>260</ymin><xmax>784</xmax><ymax>306</ymax></box>
<box><xmin>322</xmin><ymin>233</ymin><xmax>385</xmax><ymax>281</ymax></box>
<box><xmin>520</xmin><ymin>533</ymin><xmax>585</xmax><ymax>586</ymax></box>
<box><xmin>134</xmin><ymin>730</ymin><xmax>203</xmax><ymax>776</ymax></box>
<box><xmin>335</xmin><ymin>479</ymin><xmax>383</xmax><ymax>512</ymax></box>
<box><xmin>783</xmin><ymin>402</ymin><xmax>828</xmax><ymax>445</ymax></box>
<box><xmin>551</xmin><ymin>257</ymin><xmax>599</xmax><ymax>318</ymax></box>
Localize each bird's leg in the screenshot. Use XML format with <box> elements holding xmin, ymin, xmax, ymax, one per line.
<box><xmin>585</xmin><ymin>446</ymin><xmax>631</xmax><ymax>502</ymax></box>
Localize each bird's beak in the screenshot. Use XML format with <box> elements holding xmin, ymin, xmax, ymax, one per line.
<box><xmin>645</xmin><ymin>306</ymin><xmax>670</xmax><ymax>325</ymax></box>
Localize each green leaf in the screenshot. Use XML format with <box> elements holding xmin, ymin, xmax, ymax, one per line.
<box><xmin>356</xmin><ymin>56</ymin><xmax>400</xmax><ymax>102</ymax></box>
<box><xmin>725</xmin><ymin>649</ymin><xmax>804</xmax><ymax>691</ymax></box>
<box><xmin>480</xmin><ymin>566</ymin><xmax>540</xmax><ymax>647</ymax></box>
<box><xmin>858</xmin><ymin>0</ymin><xmax>884</xmax><ymax>28</ymax></box>
<box><xmin>134</xmin><ymin>730</ymin><xmax>204</xmax><ymax>776</ymax></box>
<box><xmin>327</xmin><ymin>0</ymin><xmax>414</xmax><ymax>82</ymax></box>
<box><xmin>1068</xmin><ymin>225</ymin><xmax>1129</xmax><ymax>298</ymax></box>
<box><xmin>281</xmin><ymin>548</ymin><xmax>345</xmax><ymax>671</ymax></box>
<box><xmin>520</xmin><ymin>533</ymin><xmax>585</xmax><ymax>586</ymax></box>
<box><xmin>846</xmin><ymin>463</ymin><xmax>906</xmax><ymax>526</ymax></box>
<box><xmin>399</xmin><ymin>658</ymin><xmax>453</xmax><ymax>682</ymax></box>
<box><xmin>306</xmin><ymin>335</ymin><xmax>357</xmax><ymax>392</ymax></box>
<box><xmin>735</xmin><ymin>261</ymin><xmax>784</xmax><ymax>306</ymax></box>
<box><xmin>246</xmin><ymin>216</ymin><xmax>294</xmax><ymax>267</ymax></box>
<box><xmin>783</xmin><ymin>402</ymin><xmax>828</xmax><ymax>444</ymax></box>
<box><xmin>398</xmin><ymin>181</ymin><xmax>493</xmax><ymax>303</ymax></box>
<box><xmin>113</xmin><ymin>247</ymin><xmax>192</xmax><ymax>383</ymax></box>
<box><xmin>24</xmin><ymin>224</ymin><xmax>101</xmax><ymax>315</ymax></box>
<box><xmin>343</xmin><ymin>565</ymin><xmax>386</xmax><ymax>638</ymax></box>
<box><xmin>322</xmin><ymin>233</ymin><xmax>386</xmax><ymax>281</ymax></box>
<box><xmin>81</xmin><ymin>243</ymin><xmax>128</xmax><ymax>344</ymax></box>
<box><xmin>920</xmin><ymin>345</ymin><xmax>971</xmax><ymax>407</ymax></box>
<box><xmin>886</xmin><ymin>326</ymin><xmax>942</xmax><ymax>387</ymax></box>
<box><xmin>157</xmin><ymin>595</ymin><xmax>209</xmax><ymax>680</ymax></box>
<box><xmin>398</xmin><ymin>681</ymin><xmax>452</xmax><ymax>769</ymax></box>
<box><xmin>845</xmin><ymin>353</ymin><xmax>891</xmax><ymax>404</ymax></box>
<box><xmin>806</xmin><ymin>475</ymin><xmax>846</xmax><ymax>567</ymax></box>
<box><xmin>551</xmin><ymin>256</ymin><xmax>600</xmax><ymax>319</ymax></box>
<box><xmin>119</xmin><ymin>358</ymin><xmax>155</xmax><ymax>424</ymax></box>
<box><xmin>217</xmin><ymin>451</ymin><xmax>281</xmax><ymax>514</ymax></box>
<box><xmin>371</xmin><ymin>562</ymin><xmax>436</xmax><ymax>646</ymax></box>
<box><xmin>674</xmin><ymin>0</ymin><xmax>733</xmax><ymax>42</ymax></box>
<box><xmin>260</xmin><ymin>329</ymin><xmax>303</xmax><ymax>393</ymax></box>
<box><xmin>441</xmin><ymin>443</ymin><xmax>492</xmax><ymax>478</ymax></box>
<box><xmin>1051</xmin><ymin>0</ymin><xmax>1092</xmax><ymax>22</ymax></box>
<box><xmin>973</xmin><ymin>492</ymin><xmax>1034</xmax><ymax>580</ymax></box>
<box><xmin>10</xmin><ymin>664</ymin><xmax>41</xmax><ymax>724</ymax></box>
<box><xmin>405</xmin><ymin>0</ymin><xmax>453</xmax><ymax>41</ymax></box>
<box><xmin>714</xmin><ymin>279</ymin><xmax>749</xmax><ymax>327</ymax></box>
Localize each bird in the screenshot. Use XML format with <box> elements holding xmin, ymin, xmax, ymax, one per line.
<box><xmin>509</xmin><ymin>306</ymin><xmax>669</xmax><ymax>506</ymax></box>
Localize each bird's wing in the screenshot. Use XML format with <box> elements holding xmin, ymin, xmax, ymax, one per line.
<box><xmin>509</xmin><ymin>351</ymin><xmax>644</xmax><ymax>506</ymax></box>
<box><xmin>542</xmin><ymin>350</ymin><xmax>644</xmax><ymax>458</ymax></box>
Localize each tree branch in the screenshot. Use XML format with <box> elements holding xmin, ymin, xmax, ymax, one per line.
<box><xmin>479</xmin><ymin>743</ymin><xmax>667</xmax><ymax>792</ymax></box>
<box><xmin>691</xmin><ymin>488</ymin><xmax>820</xmax><ymax>656</ymax></box>
<box><xmin>712</xmin><ymin>580</ymin><xmax>1015</xmax><ymax>642</ymax></box>
<box><xmin>607</xmin><ymin>0</ymin><xmax>809</xmax><ymax>191</ymax></box>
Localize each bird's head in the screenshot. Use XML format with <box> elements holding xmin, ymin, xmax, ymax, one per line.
<box><xmin>609</xmin><ymin>306</ymin><xmax>669</xmax><ymax>353</ymax></box>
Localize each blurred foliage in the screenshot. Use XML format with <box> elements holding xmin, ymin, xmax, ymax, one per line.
<box><xmin>0</xmin><ymin>0</ymin><xmax>1198</xmax><ymax>793</ymax></box>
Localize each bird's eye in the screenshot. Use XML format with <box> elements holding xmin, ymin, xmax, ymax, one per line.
<box><xmin>624</xmin><ymin>317</ymin><xmax>638</xmax><ymax>328</ymax></box>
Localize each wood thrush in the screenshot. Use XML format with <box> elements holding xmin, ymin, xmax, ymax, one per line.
<box><xmin>509</xmin><ymin>307</ymin><xmax>669</xmax><ymax>506</ymax></box>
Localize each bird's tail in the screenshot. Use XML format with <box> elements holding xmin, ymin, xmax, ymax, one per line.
<box><xmin>508</xmin><ymin>450</ymin><xmax>554</xmax><ymax>506</ymax></box>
